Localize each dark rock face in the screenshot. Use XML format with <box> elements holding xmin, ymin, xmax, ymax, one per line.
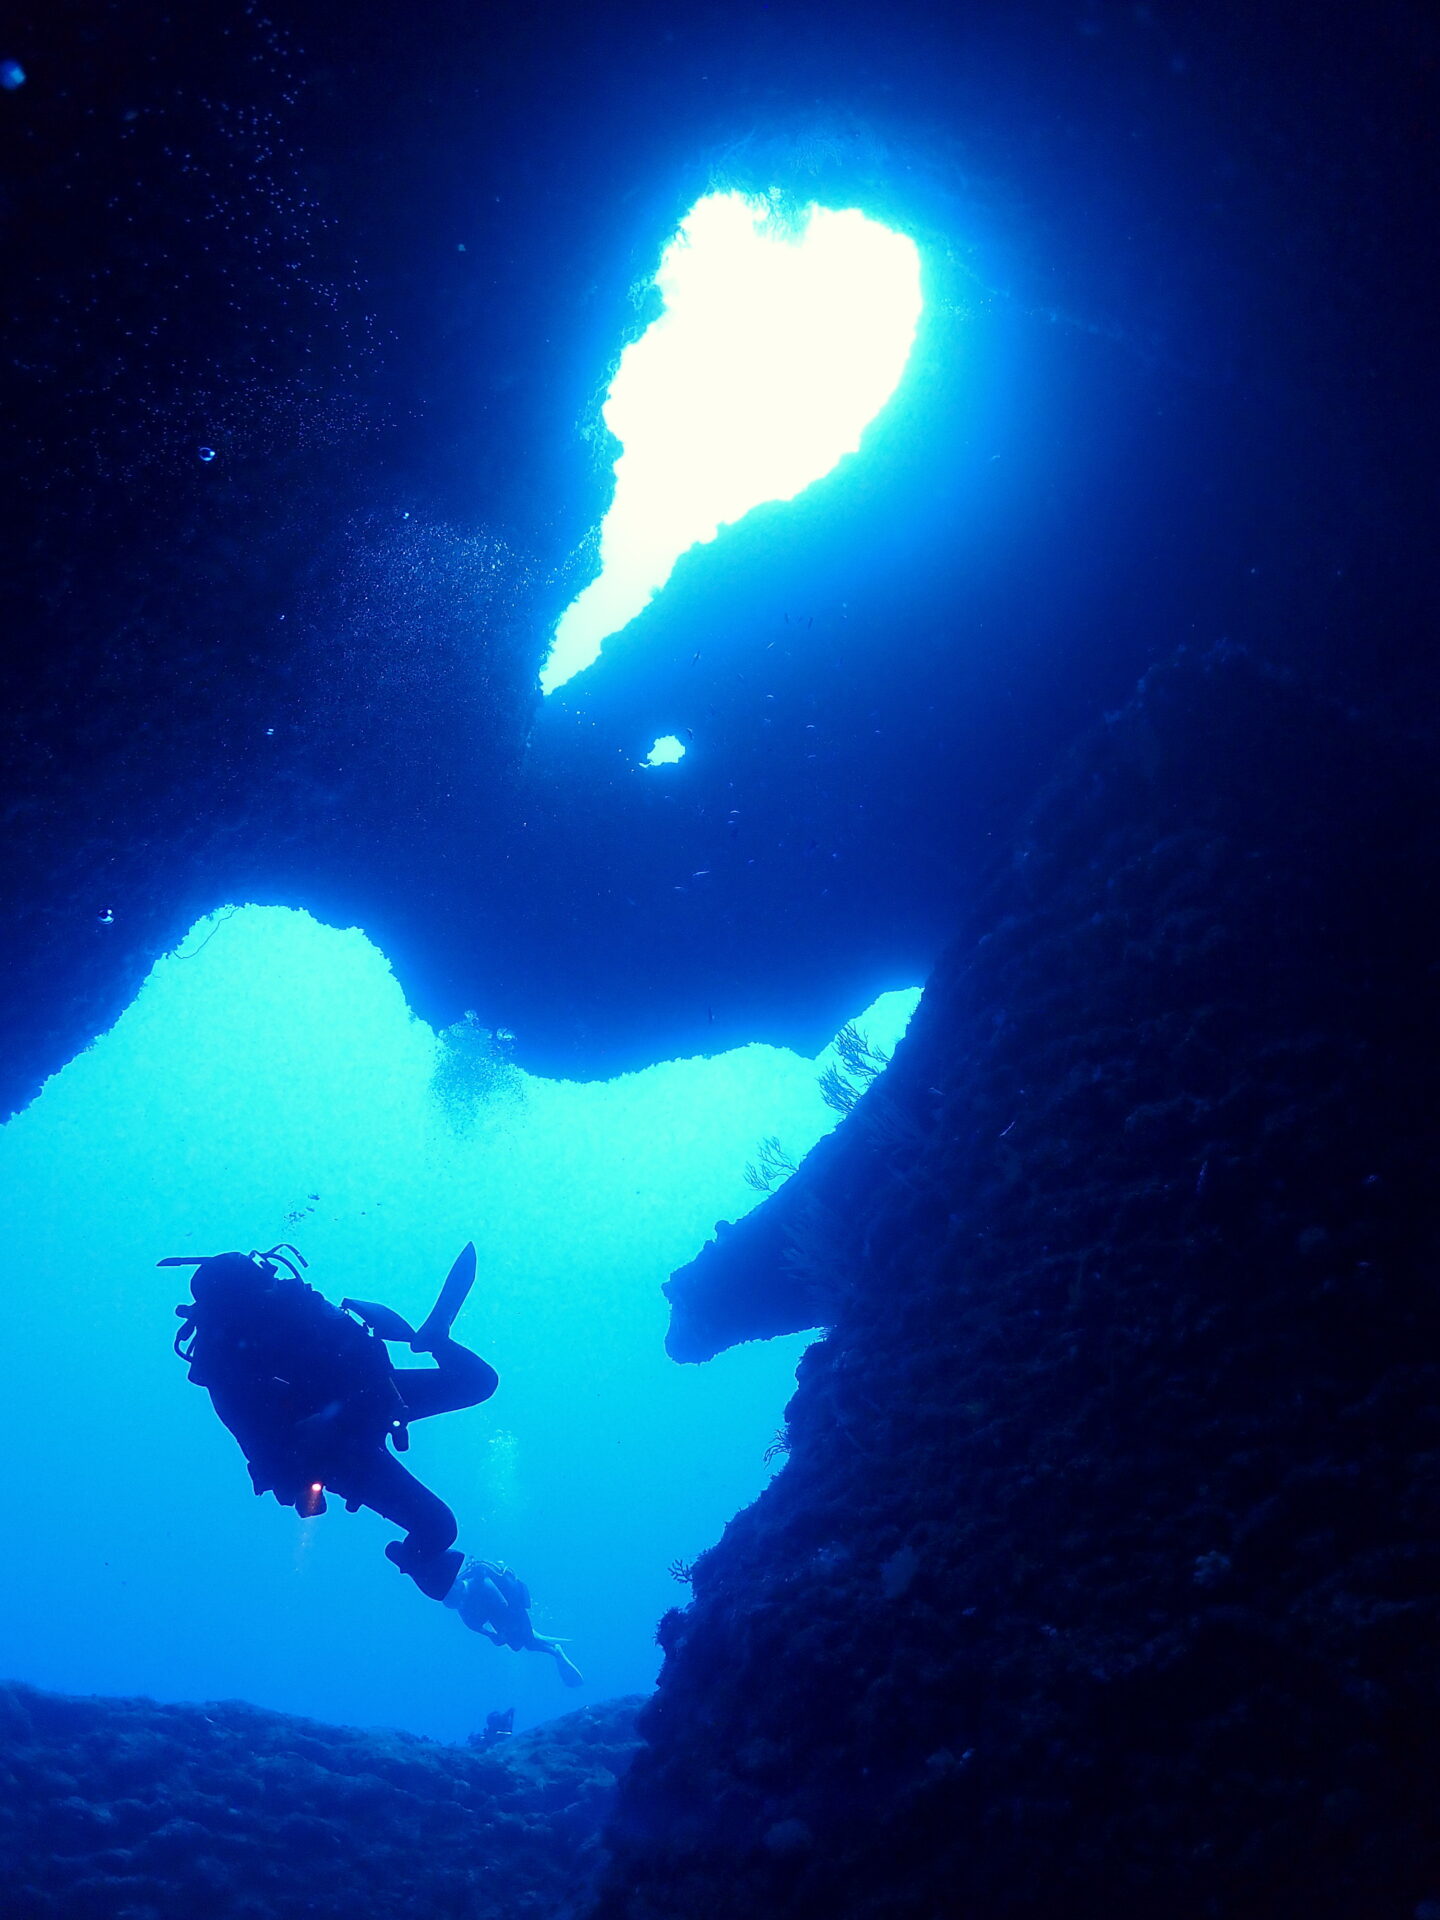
<box><xmin>0</xmin><ymin>1680</ymin><xmax>641</xmax><ymax>1919</ymax></box>
<box><xmin>7</xmin><ymin>0</ymin><xmax>1437</xmax><ymax>1116</ymax></box>
<box><xmin>596</xmin><ymin>648</ymin><xmax>1440</xmax><ymax>1918</ymax></box>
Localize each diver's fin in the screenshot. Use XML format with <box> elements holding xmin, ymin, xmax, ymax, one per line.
<box><xmin>341</xmin><ymin>1298</ymin><xmax>417</xmax><ymax>1344</ymax></box>
<box><xmin>553</xmin><ymin>1647</ymin><xmax>584</xmax><ymax>1688</ymax></box>
<box><xmin>412</xmin><ymin>1242</ymin><xmax>477</xmax><ymax>1352</ymax></box>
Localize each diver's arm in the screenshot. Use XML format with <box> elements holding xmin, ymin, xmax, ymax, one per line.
<box><xmin>340</xmin><ymin>1299</ymin><xmax>417</xmax><ymax>1344</ymax></box>
<box><xmin>449</xmin><ymin>1585</ymin><xmax>508</xmax><ymax>1645</ymax></box>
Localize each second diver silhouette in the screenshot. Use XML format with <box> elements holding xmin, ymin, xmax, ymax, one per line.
<box><xmin>164</xmin><ymin>1241</ymin><xmax>581</xmax><ymax>1683</ymax></box>
<box><xmin>445</xmin><ymin>1556</ymin><xmax>583</xmax><ymax>1687</ymax></box>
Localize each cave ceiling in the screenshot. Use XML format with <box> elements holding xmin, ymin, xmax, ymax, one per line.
<box><xmin>3</xmin><ymin>0</ymin><xmax>1433</xmax><ymax>1114</ymax></box>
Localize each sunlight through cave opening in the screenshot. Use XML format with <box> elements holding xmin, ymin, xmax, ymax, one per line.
<box><xmin>540</xmin><ymin>191</ymin><xmax>923</xmax><ymax>695</ymax></box>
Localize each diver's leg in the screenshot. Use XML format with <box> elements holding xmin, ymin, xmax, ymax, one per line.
<box><xmin>393</xmin><ymin>1338</ymin><xmax>498</xmax><ymax>1421</ymax></box>
<box><xmin>479</xmin><ymin>1581</ymin><xmax>583</xmax><ymax>1685</ymax></box>
<box><xmin>532</xmin><ymin>1636</ymin><xmax>584</xmax><ymax>1687</ymax></box>
<box><xmin>325</xmin><ymin>1449</ymin><xmax>462</xmax><ymax>1600</ymax></box>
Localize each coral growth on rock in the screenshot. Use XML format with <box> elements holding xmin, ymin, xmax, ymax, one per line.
<box><xmin>598</xmin><ymin>648</ymin><xmax>1440</xmax><ymax>1918</ymax></box>
<box><xmin>0</xmin><ymin>1680</ymin><xmax>641</xmax><ymax>1919</ymax></box>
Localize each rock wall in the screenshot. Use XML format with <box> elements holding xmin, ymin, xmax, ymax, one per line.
<box><xmin>0</xmin><ymin>1681</ymin><xmax>641</xmax><ymax>1920</ymax></box>
<box><xmin>596</xmin><ymin>646</ymin><xmax>1440</xmax><ymax>1918</ymax></box>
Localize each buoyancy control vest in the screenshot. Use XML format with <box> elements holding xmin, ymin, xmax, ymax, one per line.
<box><xmin>166</xmin><ymin>1247</ymin><xmax>403</xmax><ymax>1503</ymax></box>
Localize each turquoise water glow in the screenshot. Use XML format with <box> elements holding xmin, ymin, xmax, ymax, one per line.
<box><xmin>0</xmin><ymin>905</ymin><xmax>917</xmax><ymax>1736</ymax></box>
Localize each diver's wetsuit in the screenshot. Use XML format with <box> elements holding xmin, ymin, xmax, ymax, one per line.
<box><xmin>445</xmin><ymin>1556</ymin><xmax>584</xmax><ymax>1685</ymax></box>
<box><xmin>320</xmin><ymin>1338</ymin><xmax>497</xmax><ymax>1596</ymax></box>
<box><xmin>174</xmin><ymin>1248</ymin><xmax>496</xmax><ymax>1601</ymax></box>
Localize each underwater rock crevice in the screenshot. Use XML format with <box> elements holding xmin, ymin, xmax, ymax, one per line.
<box><xmin>601</xmin><ymin>644</ymin><xmax>1440</xmax><ymax>1918</ymax></box>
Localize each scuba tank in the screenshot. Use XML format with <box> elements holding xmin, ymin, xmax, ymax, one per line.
<box><xmin>164</xmin><ymin>1245</ymin><xmax>407</xmax><ymax>1503</ymax></box>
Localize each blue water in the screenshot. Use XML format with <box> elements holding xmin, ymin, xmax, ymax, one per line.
<box><xmin>0</xmin><ymin>904</ymin><xmax>916</xmax><ymax>1737</ymax></box>
<box><xmin>6</xmin><ymin>0</ymin><xmax>1409</xmax><ymax>1810</ymax></box>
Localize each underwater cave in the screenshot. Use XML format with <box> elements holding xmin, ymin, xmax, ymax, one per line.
<box><xmin>2</xmin><ymin>2</ymin><xmax>1438</xmax><ymax>1918</ymax></box>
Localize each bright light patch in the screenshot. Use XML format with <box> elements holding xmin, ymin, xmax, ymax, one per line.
<box><xmin>643</xmin><ymin>734</ymin><xmax>686</xmax><ymax>767</ymax></box>
<box><xmin>541</xmin><ymin>191</ymin><xmax>923</xmax><ymax>694</ymax></box>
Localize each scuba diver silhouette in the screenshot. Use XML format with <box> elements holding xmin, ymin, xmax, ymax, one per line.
<box><xmin>165</xmin><ymin>1242</ymin><xmax>495</xmax><ymax>1600</ymax></box>
<box><xmin>444</xmin><ymin>1557</ymin><xmax>584</xmax><ymax>1686</ymax></box>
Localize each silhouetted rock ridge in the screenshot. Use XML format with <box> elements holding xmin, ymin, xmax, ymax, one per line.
<box><xmin>598</xmin><ymin>646</ymin><xmax>1440</xmax><ymax>1919</ymax></box>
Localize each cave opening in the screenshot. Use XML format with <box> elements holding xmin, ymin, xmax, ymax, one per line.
<box><xmin>540</xmin><ymin>189</ymin><xmax>924</xmax><ymax>694</ymax></box>
<box><xmin>642</xmin><ymin>734</ymin><xmax>687</xmax><ymax>766</ymax></box>
<box><xmin>0</xmin><ymin>902</ymin><xmax>918</xmax><ymax>1736</ymax></box>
